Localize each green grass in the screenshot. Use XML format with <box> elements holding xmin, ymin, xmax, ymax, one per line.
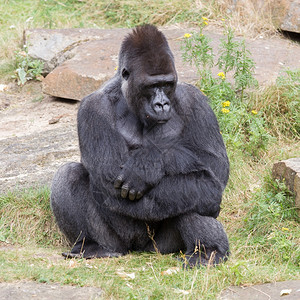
<box><xmin>0</xmin><ymin>187</ymin><xmax>64</xmax><ymax>246</ymax></box>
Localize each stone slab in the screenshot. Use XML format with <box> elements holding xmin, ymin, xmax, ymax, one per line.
<box><xmin>40</xmin><ymin>27</ymin><xmax>201</xmax><ymax>100</ymax></box>
<box><xmin>24</xmin><ymin>28</ymin><xmax>128</xmax><ymax>74</ymax></box>
<box><xmin>220</xmin><ymin>280</ymin><xmax>300</xmax><ymax>300</ymax></box>
<box><xmin>280</xmin><ymin>0</ymin><xmax>300</xmax><ymax>33</ymax></box>
<box><xmin>42</xmin><ymin>39</ymin><xmax>118</xmax><ymax>101</ymax></box>
<box><xmin>25</xmin><ymin>27</ymin><xmax>300</xmax><ymax>101</ymax></box>
<box><xmin>272</xmin><ymin>158</ymin><xmax>300</xmax><ymax>212</ymax></box>
<box><xmin>0</xmin><ymin>126</ymin><xmax>79</xmax><ymax>193</ymax></box>
<box><xmin>36</xmin><ymin>28</ymin><xmax>300</xmax><ymax>100</ymax></box>
<box><xmin>0</xmin><ymin>282</ymin><xmax>102</xmax><ymax>300</ymax></box>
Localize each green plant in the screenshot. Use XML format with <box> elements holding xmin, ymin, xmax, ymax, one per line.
<box><xmin>242</xmin><ymin>174</ymin><xmax>299</xmax><ymax>265</ymax></box>
<box><xmin>250</xmin><ymin>69</ymin><xmax>300</xmax><ymax>139</ymax></box>
<box><xmin>181</xmin><ymin>21</ymin><xmax>272</xmax><ymax>158</ymax></box>
<box><xmin>13</xmin><ymin>45</ymin><xmax>44</xmax><ymax>85</ymax></box>
<box><xmin>0</xmin><ymin>187</ymin><xmax>63</xmax><ymax>246</ymax></box>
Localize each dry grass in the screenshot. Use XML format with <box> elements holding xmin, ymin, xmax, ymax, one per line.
<box><xmin>199</xmin><ymin>0</ymin><xmax>281</xmax><ymax>37</ymax></box>
<box><xmin>250</xmin><ymin>70</ymin><xmax>300</xmax><ymax>138</ymax></box>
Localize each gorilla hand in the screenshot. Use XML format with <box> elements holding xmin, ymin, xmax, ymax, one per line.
<box><xmin>114</xmin><ymin>148</ymin><xmax>164</xmax><ymax>201</ymax></box>
<box><xmin>114</xmin><ymin>167</ymin><xmax>148</xmax><ymax>201</ymax></box>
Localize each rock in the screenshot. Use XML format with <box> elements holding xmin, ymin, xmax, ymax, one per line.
<box><xmin>272</xmin><ymin>158</ymin><xmax>300</xmax><ymax>214</ymax></box>
<box><xmin>220</xmin><ymin>280</ymin><xmax>300</xmax><ymax>300</ymax></box>
<box><xmin>280</xmin><ymin>0</ymin><xmax>300</xmax><ymax>33</ymax></box>
<box><xmin>0</xmin><ymin>127</ymin><xmax>79</xmax><ymax>193</ymax></box>
<box><xmin>42</xmin><ymin>39</ymin><xmax>119</xmax><ymax>100</ymax></box>
<box><xmin>0</xmin><ymin>282</ymin><xmax>102</xmax><ymax>300</ymax></box>
<box><xmin>23</xmin><ymin>28</ymin><xmax>128</xmax><ymax>74</ymax></box>
<box><xmin>26</xmin><ymin>27</ymin><xmax>300</xmax><ymax>100</ymax></box>
<box><xmin>40</xmin><ymin>27</ymin><xmax>200</xmax><ymax>100</ymax></box>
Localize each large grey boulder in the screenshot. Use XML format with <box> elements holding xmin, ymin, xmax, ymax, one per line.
<box><xmin>220</xmin><ymin>280</ymin><xmax>300</xmax><ymax>300</ymax></box>
<box><xmin>24</xmin><ymin>28</ymin><xmax>127</xmax><ymax>74</ymax></box>
<box><xmin>41</xmin><ymin>39</ymin><xmax>119</xmax><ymax>101</ymax></box>
<box><xmin>280</xmin><ymin>0</ymin><xmax>300</xmax><ymax>33</ymax></box>
<box><xmin>39</xmin><ymin>27</ymin><xmax>200</xmax><ymax>100</ymax></box>
<box><xmin>272</xmin><ymin>158</ymin><xmax>300</xmax><ymax>215</ymax></box>
<box><xmin>24</xmin><ymin>27</ymin><xmax>300</xmax><ymax>101</ymax></box>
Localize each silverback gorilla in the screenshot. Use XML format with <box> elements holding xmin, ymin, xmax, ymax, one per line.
<box><xmin>50</xmin><ymin>25</ymin><xmax>230</xmax><ymax>267</ymax></box>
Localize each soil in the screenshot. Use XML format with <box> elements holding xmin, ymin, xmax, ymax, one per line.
<box><xmin>0</xmin><ymin>28</ymin><xmax>299</xmax><ymax>298</ymax></box>
<box><xmin>0</xmin><ymin>82</ymin><xmax>80</xmax><ymax>193</ymax></box>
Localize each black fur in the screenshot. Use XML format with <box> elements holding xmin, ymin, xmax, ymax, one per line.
<box><xmin>51</xmin><ymin>25</ymin><xmax>230</xmax><ymax>266</ymax></box>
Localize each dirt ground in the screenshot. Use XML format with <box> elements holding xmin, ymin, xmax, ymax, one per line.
<box><xmin>0</xmin><ymin>82</ymin><xmax>80</xmax><ymax>193</ymax></box>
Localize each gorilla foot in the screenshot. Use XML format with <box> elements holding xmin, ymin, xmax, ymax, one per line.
<box><xmin>62</xmin><ymin>239</ymin><xmax>124</xmax><ymax>259</ymax></box>
<box><xmin>180</xmin><ymin>249</ymin><xmax>229</xmax><ymax>268</ymax></box>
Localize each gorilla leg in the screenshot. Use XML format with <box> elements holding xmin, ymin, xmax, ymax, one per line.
<box><xmin>144</xmin><ymin>218</ymin><xmax>185</xmax><ymax>254</ymax></box>
<box><xmin>51</xmin><ymin>162</ymin><xmax>90</xmax><ymax>244</ymax></box>
<box><xmin>177</xmin><ymin>213</ymin><xmax>229</xmax><ymax>267</ymax></box>
<box><xmin>50</xmin><ymin>162</ymin><xmax>125</xmax><ymax>259</ymax></box>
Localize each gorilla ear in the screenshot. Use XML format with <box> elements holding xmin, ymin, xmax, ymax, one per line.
<box><xmin>122</xmin><ymin>68</ymin><xmax>130</xmax><ymax>80</ymax></box>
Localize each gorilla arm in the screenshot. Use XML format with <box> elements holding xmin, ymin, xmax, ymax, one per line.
<box><xmin>77</xmin><ymin>85</ymin><xmax>129</xmax><ymax>193</ymax></box>
<box><xmin>107</xmin><ymin>84</ymin><xmax>229</xmax><ymax>220</ymax></box>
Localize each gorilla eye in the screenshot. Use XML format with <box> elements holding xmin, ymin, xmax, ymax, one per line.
<box><xmin>122</xmin><ymin>68</ymin><xmax>130</xmax><ymax>80</ymax></box>
<box><xmin>166</xmin><ymin>81</ymin><xmax>175</xmax><ymax>88</ymax></box>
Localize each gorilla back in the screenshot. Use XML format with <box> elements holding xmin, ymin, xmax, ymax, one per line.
<box><xmin>51</xmin><ymin>24</ymin><xmax>230</xmax><ymax>267</ymax></box>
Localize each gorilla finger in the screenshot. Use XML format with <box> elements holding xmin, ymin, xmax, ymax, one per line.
<box><xmin>129</xmin><ymin>189</ymin><xmax>136</xmax><ymax>201</ymax></box>
<box><xmin>114</xmin><ymin>175</ymin><xmax>124</xmax><ymax>189</ymax></box>
<box><xmin>121</xmin><ymin>185</ymin><xmax>129</xmax><ymax>199</ymax></box>
<box><xmin>136</xmin><ymin>191</ymin><xmax>143</xmax><ymax>200</ymax></box>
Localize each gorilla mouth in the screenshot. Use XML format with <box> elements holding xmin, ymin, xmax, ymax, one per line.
<box><xmin>157</xmin><ymin>120</ymin><xmax>168</xmax><ymax>124</ymax></box>
<box><xmin>145</xmin><ymin>112</ymin><xmax>171</xmax><ymax>125</ymax></box>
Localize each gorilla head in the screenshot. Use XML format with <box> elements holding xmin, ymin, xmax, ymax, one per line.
<box><xmin>118</xmin><ymin>25</ymin><xmax>178</xmax><ymax>126</ymax></box>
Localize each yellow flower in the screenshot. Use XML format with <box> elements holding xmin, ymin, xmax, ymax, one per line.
<box><xmin>204</xmin><ymin>21</ymin><xmax>208</xmax><ymax>26</ymax></box>
<box><xmin>184</xmin><ymin>33</ymin><xmax>192</xmax><ymax>38</ymax></box>
<box><xmin>251</xmin><ymin>110</ymin><xmax>258</xmax><ymax>115</ymax></box>
<box><xmin>218</xmin><ymin>72</ymin><xmax>226</xmax><ymax>80</ymax></box>
<box><xmin>202</xmin><ymin>17</ymin><xmax>208</xmax><ymax>21</ymax></box>
<box><xmin>221</xmin><ymin>18</ymin><xmax>225</xmax><ymax>21</ymax></box>
<box><xmin>114</xmin><ymin>66</ymin><xmax>118</xmax><ymax>71</ymax></box>
<box><xmin>282</xmin><ymin>227</ymin><xmax>290</xmax><ymax>231</ymax></box>
<box><xmin>221</xmin><ymin>108</ymin><xmax>230</xmax><ymax>114</ymax></box>
<box><xmin>222</xmin><ymin>101</ymin><xmax>231</xmax><ymax>107</ymax></box>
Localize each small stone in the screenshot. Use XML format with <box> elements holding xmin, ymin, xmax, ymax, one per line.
<box><xmin>280</xmin><ymin>289</ymin><xmax>292</xmax><ymax>296</ymax></box>
<box><xmin>272</xmin><ymin>158</ymin><xmax>300</xmax><ymax>215</ymax></box>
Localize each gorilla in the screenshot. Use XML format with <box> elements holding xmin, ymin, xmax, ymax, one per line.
<box><xmin>51</xmin><ymin>24</ymin><xmax>230</xmax><ymax>267</ymax></box>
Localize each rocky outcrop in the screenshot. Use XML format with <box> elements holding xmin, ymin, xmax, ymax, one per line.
<box><xmin>37</xmin><ymin>28</ymin><xmax>200</xmax><ymax>100</ymax></box>
<box><xmin>0</xmin><ymin>126</ymin><xmax>79</xmax><ymax>193</ymax></box>
<box><xmin>24</xmin><ymin>27</ymin><xmax>300</xmax><ymax>101</ymax></box>
<box><xmin>280</xmin><ymin>0</ymin><xmax>300</xmax><ymax>33</ymax></box>
<box><xmin>23</xmin><ymin>28</ymin><xmax>127</xmax><ymax>74</ymax></box>
<box><xmin>272</xmin><ymin>158</ymin><xmax>300</xmax><ymax>214</ymax></box>
<box><xmin>41</xmin><ymin>40</ymin><xmax>118</xmax><ymax>100</ymax></box>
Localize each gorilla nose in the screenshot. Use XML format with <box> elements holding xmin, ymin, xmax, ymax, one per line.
<box><xmin>153</xmin><ymin>99</ymin><xmax>170</xmax><ymax>114</ymax></box>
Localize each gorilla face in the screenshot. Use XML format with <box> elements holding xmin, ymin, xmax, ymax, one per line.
<box><xmin>119</xmin><ymin>25</ymin><xmax>177</xmax><ymax>127</ymax></box>
<box><xmin>121</xmin><ymin>68</ymin><xmax>177</xmax><ymax>127</ymax></box>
